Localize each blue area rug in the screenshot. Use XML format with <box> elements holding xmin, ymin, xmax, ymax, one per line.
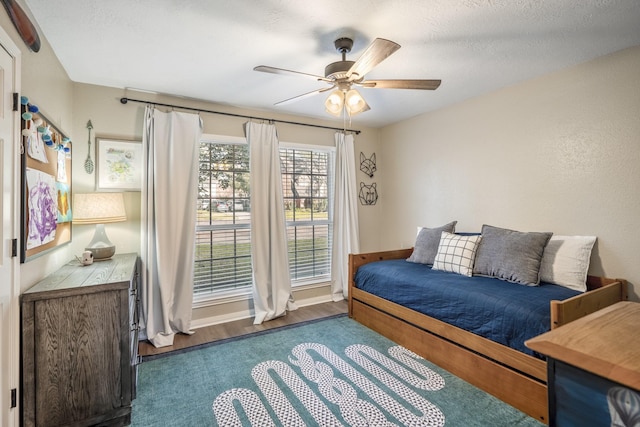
<box><xmin>132</xmin><ymin>315</ymin><xmax>544</xmax><ymax>426</ymax></box>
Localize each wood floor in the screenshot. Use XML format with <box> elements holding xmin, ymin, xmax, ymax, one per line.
<box><xmin>138</xmin><ymin>300</ymin><xmax>348</xmax><ymax>358</ymax></box>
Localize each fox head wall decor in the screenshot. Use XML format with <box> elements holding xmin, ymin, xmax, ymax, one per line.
<box><xmin>360</xmin><ymin>152</ymin><xmax>376</xmax><ymax>178</ymax></box>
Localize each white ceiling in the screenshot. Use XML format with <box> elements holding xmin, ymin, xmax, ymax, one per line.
<box><xmin>23</xmin><ymin>0</ymin><xmax>640</xmax><ymax>127</ymax></box>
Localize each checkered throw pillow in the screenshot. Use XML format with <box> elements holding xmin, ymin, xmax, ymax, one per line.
<box><xmin>433</xmin><ymin>232</ymin><xmax>482</xmax><ymax>277</ymax></box>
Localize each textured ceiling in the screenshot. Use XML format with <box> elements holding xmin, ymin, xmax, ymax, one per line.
<box><xmin>22</xmin><ymin>0</ymin><xmax>640</xmax><ymax>127</ymax></box>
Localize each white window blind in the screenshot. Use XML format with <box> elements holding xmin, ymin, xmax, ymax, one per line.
<box><xmin>193</xmin><ymin>137</ymin><xmax>335</xmax><ymax>301</ymax></box>
<box><xmin>194</xmin><ymin>138</ymin><xmax>252</xmax><ymax>299</ymax></box>
<box><xmin>280</xmin><ymin>146</ymin><xmax>334</xmax><ymax>283</ymax></box>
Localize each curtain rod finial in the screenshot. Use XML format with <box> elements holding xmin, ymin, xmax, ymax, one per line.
<box><xmin>120</xmin><ymin>97</ymin><xmax>129</xmax><ymax>104</ymax></box>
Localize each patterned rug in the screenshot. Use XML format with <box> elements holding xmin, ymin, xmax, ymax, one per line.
<box><xmin>132</xmin><ymin>315</ymin><xmax>544</xmax><ymax>426</ymax></box>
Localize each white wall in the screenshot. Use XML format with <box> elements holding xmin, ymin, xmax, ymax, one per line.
<box><xmin>379</xmin><ymin>45</ymin><xmax>640</xmax><ymax>300</ymax></box>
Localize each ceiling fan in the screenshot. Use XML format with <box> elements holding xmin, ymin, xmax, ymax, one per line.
<box><xmin>254</xmin><ymin>37</ymin><xmax>441</xmax><ymax>117</ymax></box>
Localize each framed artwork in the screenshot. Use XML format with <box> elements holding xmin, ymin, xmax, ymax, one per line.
<box><xmin>20</xmin><ymin>100</ymin><xmax>72</xmax><ymax>262</ymax></box>
<box><xmin>96</xmin><ymin>138</ymin><xmax>142</xmax><ymax>191</ymax></box>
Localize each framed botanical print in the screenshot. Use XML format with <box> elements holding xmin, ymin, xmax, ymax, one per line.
<box><xmin>96</xmin><ymin>138</ymin><xmax>142</xmax><ymax>191</ymax></box>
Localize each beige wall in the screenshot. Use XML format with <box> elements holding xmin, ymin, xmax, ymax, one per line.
<box><xmin>379</xmin><ymin>45</ymin><xmax>640</xmax><ymax>300</ymax></box>
<box><xmin>0</xmin><ymin>14</ymin><xmax>76</xmax><ymax>291</ymax></box>
<box><xmin>70</xmin><ymin>84</ymin><xmax>382</xmax><ymax>323</ymax></box>
<box><xmin>70</xmin><ymin>85</ymin><xmax>382</xmax><ymax>257</ymax></box>
<box><xmin>12</xmin><ymin>8</ymin><xmax>636</xmax><ymax>311</ymax></box>
<box><xmin>3</xmin><ymin>0</ymin><xmax>381</xmax><ymax>310</ymax></box>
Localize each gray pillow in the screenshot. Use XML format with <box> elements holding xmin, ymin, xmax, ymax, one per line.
<box><xmin>407</xmin><ymin>221</ymin><xmax>457</xmax><ymax>265</ymax></box>
<box><xmin>473</xmin><ymin>224</ymin><xmax>552</xmax><ymax>286</ymax></box>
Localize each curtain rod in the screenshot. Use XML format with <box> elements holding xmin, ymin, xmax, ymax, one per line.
<box><xmin>119</xmin><ymin>97</ymin><xmax>361</xmax><ymax>135</ymax></box>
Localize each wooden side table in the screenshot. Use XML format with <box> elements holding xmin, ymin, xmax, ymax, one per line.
<box><xmin>526</xmin><ymin>301</ymin><xmax>640</xmax><ymax>427</ymax></box>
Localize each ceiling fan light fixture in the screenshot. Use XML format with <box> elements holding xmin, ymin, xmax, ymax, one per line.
<box><xmin>344</xmin><ymin>89</ymin><xmax>369</xmax><ymax>116</ymax></box>
<box><xmin>345</xmin><ymin>89</ymin><xmax>363</xmax><ymax>106</ymax></box>
<box><xmin>324</xmin><ymin>90</ymin><xmax>344</xmax><ymax>116</ymax></box>
<box><xmin>255</xmin><ymin>36</ymin><xmax>441</xmax><ymax>119</ymax></box>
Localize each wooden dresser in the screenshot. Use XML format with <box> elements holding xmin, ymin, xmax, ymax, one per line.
<box><xmin>21</xmin><ymin>253</ymin><xmax>140</xmax><ymax>427</ymax></box>
<box><xmin>526</xmin><ymin>301</ymin><xmax>640</xmax><ymax>427</ymax></box>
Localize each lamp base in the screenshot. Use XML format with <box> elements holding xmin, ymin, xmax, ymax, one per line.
<box><xmin>86</xmin><ymin>223</ymin><xmax>117</xmax><ymax>260</ymax></box>
<box><xmin>86</xmin><ymin>245</ymin><xmax>115</xmax><ymax>260</ymax></box>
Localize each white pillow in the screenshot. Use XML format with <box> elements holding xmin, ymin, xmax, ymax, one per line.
<box><xmin>433</xmin><ymin>232</ymin><xmax>482</xmax><ymax>277</ymax></box>
<box><xmin>539</xmin><ymin>235</ymin><xmax>596</xmax><ymax>292</ymax></box>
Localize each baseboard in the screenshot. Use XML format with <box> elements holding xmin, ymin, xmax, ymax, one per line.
<box><xmin>190</xmin><ymin>283</ymin><xmax>334</xmax><ymax>330</ymax></box>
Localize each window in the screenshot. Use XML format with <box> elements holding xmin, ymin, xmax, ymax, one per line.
<box><xmin>194</xmin><ymin>136</ymin><xmax>334</xmax><ymax>301</ymax></box>
<box><xmin>194</xmin><ymin>136</ymin><xmax>251</xmax><ymax>299</ymax></box>
<box><xmin>280</xmin><ymin>145</ymin><xmax>334</xmax><ymax>284</ymax></box>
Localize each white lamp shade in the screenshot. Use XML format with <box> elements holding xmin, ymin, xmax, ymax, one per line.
<box><xmin>324</xmin><ymin>89</ymin><xmax>370</xmax><ymax>117</ymax></box>
<box><xmin>73</xmin><ymin>193</ymin><xmax>127</xmax><ymax>224</ymax></box>
<box><xmin>324</xmin><ymin>90</ymin><xmax>344</xmax><ymax>116</ymax></box>
<box><xmin>344</xmin><ymin>89</ymin><xmax>370</xmax><ymax>116</ymax></box>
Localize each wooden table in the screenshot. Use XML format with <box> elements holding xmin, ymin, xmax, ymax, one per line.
<box><xmin>526</xmin><ymin>301</ymin><xmax>640</xmax><ymax>426</ymax></box>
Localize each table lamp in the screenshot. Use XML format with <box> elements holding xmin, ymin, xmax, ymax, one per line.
<box><xmin>73</xmin><ymin>192</ymin><xmax>127</xmax><ymax>260</ymax></box>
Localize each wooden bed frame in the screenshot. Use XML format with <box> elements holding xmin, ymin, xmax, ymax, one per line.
<box><xmin>348</xmin><ymin>248</ymin><xmax>628</xmax><ymax>424</ymax></box>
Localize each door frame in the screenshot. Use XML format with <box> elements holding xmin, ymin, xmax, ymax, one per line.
<box><xmin>0</xmin><ymin>23</ymin><xmax>22</xmax><ymax>427</ymax></box>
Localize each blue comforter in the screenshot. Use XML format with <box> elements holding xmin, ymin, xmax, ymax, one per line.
<box><xmin>354</xmin><ymin>259</ymin><xmax>581</xmax><ymax>357</ymax></box>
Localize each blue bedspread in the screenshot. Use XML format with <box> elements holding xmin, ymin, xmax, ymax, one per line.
<box><xmin>354</xmin><ymin>259</ymin><xmax>581</xmax><ymax>357</ymax></box>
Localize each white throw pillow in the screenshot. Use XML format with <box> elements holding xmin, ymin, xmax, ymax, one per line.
<box><xmin>539</xmin><ymin>235</ymin><xmax>597</xmax><ymax>292</ymax></box>
<box><xmin>433</xmin><ymin>232</ymin><xmax>482</xmax><ymax>277</ymax></box>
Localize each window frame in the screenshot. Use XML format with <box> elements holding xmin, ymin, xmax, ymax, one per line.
<box><xmin>279</xmin><ymin>142</ymin><xmax>336</xmax><ymax>287</ymax></box>
<box><xmin>194</xmin><ymin>134</ymin><xmax>252</xmax><ymax>304</ymax></box>
<box><xmin>193</xmin><ymin>136</ymin><xmax>336</xmax><ymax>304</ymax></box>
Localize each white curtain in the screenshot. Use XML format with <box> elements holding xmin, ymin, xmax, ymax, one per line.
<box><xmin>140</xmin><ymin>106</ymin><xmax>203</xmax><ymax>347</ymax></box>
<box><xmin>245</xmin><ymin>121</ymin><xmax>297</xmax><ymax>324</ymax></box>
<box><xmin>331</xmin><ymin>132</ymin><xmax>360</xmax><ymax>301</ymax></box>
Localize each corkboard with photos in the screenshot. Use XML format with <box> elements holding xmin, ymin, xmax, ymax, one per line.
<box><xmin>20</xmin><ymin>97</ymin><xmax>72</xmax><ymax>262</ymax></box>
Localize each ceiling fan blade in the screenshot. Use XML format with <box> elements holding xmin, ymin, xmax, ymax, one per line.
<box><xmin>274</xmin><ymin>86</ymin><xmax>335</xmax><ymax>106</ymax></box>
<box><xmin>347</xmin><ymin>38</ymin><xmax>400</xmax><ymax>79</ymax></box>
<box><xmin>359</xmin><ymin>79</ymin><xmax>442</xmax><ymax>90</ymax></box>
<box><xmin>254</xmin><ymin>65</ymin><xmax>331</xmax><ymax>82</ymax></box>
